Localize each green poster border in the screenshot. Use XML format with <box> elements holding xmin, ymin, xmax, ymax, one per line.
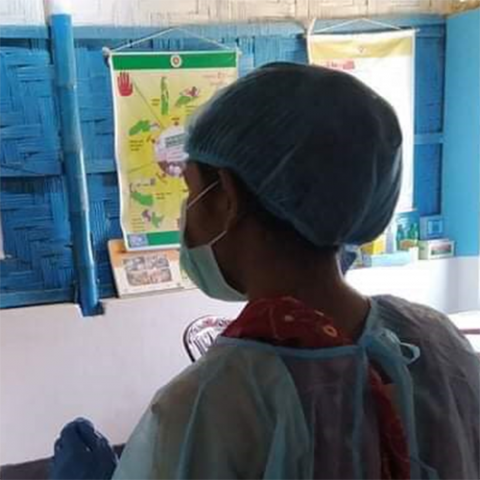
<box><xmin>127</xmin><ymin>231</ymin><xmax>181</xmax><ymax>248</ymax></box>
<box><xmin>146</xmin><ymin>231</ymin><xmax>180</xmax><ymax>247</ymax></box>
<box><xmin>112</xmin><ymin>51</ymin><xmax>237</xmax><ymax>70</ymax></box>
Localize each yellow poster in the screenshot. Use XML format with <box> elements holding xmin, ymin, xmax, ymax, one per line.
<box><xmin>308</xmin><ymin>30</ymin><xmax>415</xmax><ymax>212</ymax></box>
<box><xmin>110</xmin><ymin>51</ymin><xmax>238</xmax><ymax>250</ymax></box>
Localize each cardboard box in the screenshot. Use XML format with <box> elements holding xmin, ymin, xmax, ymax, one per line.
<box><xmin>361</xmin><ymin>234</ymin><xmax>386</xmax><ymax>256</ymax></box>
<box><xmin>419</xmin><ymin>239</ymin><xmax>455</xmax><ymax>260</ymax></box>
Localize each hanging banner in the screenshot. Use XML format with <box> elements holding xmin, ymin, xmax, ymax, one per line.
<box><xmin>110</xmin><ymin>51</ymin><xmax>238</xmax><ymax>250</ymax></box>
<box><xmin>308</xmin><ymin>30</ymin><xmax>415</xmax><ymax>212</ymax></box>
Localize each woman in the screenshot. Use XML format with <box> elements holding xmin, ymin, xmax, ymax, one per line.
<box><xmin>53</xmin><ymin>63</ymin><xmax>479</xmax><ymax>479</ymax></box>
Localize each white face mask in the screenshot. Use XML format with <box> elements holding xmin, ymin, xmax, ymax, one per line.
<box><xmin>179</xmin><ymin>181</ymin><xmax>247</xmax><ymax>302</ymax></box>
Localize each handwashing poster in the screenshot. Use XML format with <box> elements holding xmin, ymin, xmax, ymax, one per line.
<box><xmin>110</xmin><ymin>51</ymin><xmax>238</xmax><ymax>250</ymax></box>
<box><xmin>308</xmin><ymin>30</ymin><xmax>415</xmax><ymax>212</ymax></box>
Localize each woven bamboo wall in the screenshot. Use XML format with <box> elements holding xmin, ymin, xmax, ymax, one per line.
<box><xmin>0</xmin><ymin>0</ymin><xmax>466</xmax><ymax>26</ymax></box>
<box><xmin>0</xmin><ymin>39</ymin><xmax>75</xmax><ymax>302</ymax></box>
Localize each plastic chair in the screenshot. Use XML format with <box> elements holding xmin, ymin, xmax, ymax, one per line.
<box><xmin>449</xmin><ymin>311</ymin><xmax>480</xmax><ymax>356</ymax></box>
<box><xmin>459</xmin><ymin>328</ymin><xmax>480</xmax><ymax>335</ymax></box>
<box><xmin>183</xmin><ymin>315</ymin><xmax>232</xmax><ymax>362</ymax></box>
<box><xmin>459</xmin><ymin>329</ymin><xmax>480</xmax><ymax>358</ymax></box>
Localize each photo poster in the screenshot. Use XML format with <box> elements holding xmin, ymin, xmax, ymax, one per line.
<box><xmin>308</xmin><ymin>30</ymin><xmax>416</xmax><ymax>212</ymax></box>
<box><xmin>110</xmin><ymin>51</ymin><xmax>238</xmax><ymax>251</ymax></box>
<box><xmin>108</xmin><ymin>239</ymin><xmax>188</xmax><ymax>297</ymax></box>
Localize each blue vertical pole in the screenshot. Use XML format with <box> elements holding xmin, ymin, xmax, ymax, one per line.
<box><xmin>49</xmin><ymin>10</ymin><xmax>101</xmax><ymax>316</ymax></box>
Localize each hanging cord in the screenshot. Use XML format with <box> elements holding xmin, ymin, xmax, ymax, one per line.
<box><xmin>102</xmin><ymin>26</ymin><xmax>239</xmax><ymax>59</ymax></box>
<box><xmin>306</xmin><ymin>17</ymin><xmax>418</xmax><ymax>37</ymax></box>
<box><xmin>307</xmin><ymin>18</ymin><xmax>317</xmax><ymax>38</ymax></box>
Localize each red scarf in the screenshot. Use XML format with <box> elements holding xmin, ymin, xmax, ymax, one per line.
<box><xmin>223</xmin><ymin>297</ymin><xmax>410</xmax><ymax>479</ymax></box>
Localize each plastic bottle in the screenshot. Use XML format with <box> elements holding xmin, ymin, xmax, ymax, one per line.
<box><xmin>396</xmin><ymin>224</ymin><xmax>405</xmax><ymax>251</ymax></box>
<box><xmin>386</xmin><ymin>221</ymin><xmax>397</xmax><ymax>254</ymax></box>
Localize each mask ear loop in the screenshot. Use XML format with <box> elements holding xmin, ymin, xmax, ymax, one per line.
<box><xmin>187</xmin><ymin>180</ymin><xmax>221</xmax><ymax>209</ymax></box>
<box><xmin>207</xmin><ymin>229</ymin><xmax>228</xmax><ymax>247</ymax></box>
<box><xmin>185</xmin><ymin>180</ymin><xmax>228</xmax><ymax>247</ymax></box>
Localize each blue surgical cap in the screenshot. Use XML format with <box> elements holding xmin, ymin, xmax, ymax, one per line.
<box><xmin>186</xmin><ymin>62</ymin><xmax>402</xmax><ymax>247</ymax></box>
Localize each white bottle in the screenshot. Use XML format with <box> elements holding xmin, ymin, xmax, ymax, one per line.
<box><xmin>385</xmin><ymin>221</ymin><xmax>397</xmax><ymax>254</ymax></box>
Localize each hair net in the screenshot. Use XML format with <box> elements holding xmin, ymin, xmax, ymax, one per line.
<box><xmin>185</xmin><ymin>62</ymin><xmax>402</xmax><ymax>247</ymax></box>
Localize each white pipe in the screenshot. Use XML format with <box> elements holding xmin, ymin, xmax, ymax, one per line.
<box><xmin>44</xmin><ymin>0</ymin><xmax>72</xmax><ymax>19</ymax></box>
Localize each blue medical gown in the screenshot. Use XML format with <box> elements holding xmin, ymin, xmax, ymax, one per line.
<box><xmin>113</xmin><ymin>296</ymin><xmax>479</xmax><ymax>479</ymax></box>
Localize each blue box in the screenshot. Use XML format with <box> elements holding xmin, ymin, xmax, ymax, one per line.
<box><xmin>420</xmin><ymin>215</ymin><xmax>444</xmax><ymax>240</ymax></box>
<box><xmin>362</xmin><ymin>251</ymin><xmax>412</xmax><ymax>268</ymax></box>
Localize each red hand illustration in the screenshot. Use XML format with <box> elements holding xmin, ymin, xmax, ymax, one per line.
<box><xmin>118</xmin><ymin>72</ymin><xmax>133</xmax><ymax>97</ymax></box>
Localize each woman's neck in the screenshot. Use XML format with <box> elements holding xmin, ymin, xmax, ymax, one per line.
<box><xmin>244</xmin><ymin>252</ymin><xmax>370</xmax><ymax>340</ymax></box>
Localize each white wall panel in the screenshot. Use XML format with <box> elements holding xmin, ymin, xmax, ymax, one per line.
<box><xmin>2</xmin><ymin>258</ymin><xmax>478</xmax><ymax>465</ymax></box>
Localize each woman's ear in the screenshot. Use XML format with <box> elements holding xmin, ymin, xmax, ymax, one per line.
<box><xmin>218</xmin><ymin>169</ymin><xmax>245</xmax><ymax>229</ymax></box>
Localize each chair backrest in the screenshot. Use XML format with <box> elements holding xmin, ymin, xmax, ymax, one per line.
<box><xmin>183</xmin><ymin>315</ymin><xmax>232</xmax><ymax>362</ymax></box>
<box><xmin>449</xmin><ymin>311</ymin><xmax>480</xmax><ymax>356</ymax></box>
<box><xmin>462</xmin><ymin>331</ymin><xmax>480</xmax><ymax>358</ymax></box>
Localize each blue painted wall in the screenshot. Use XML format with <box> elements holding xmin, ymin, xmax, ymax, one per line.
<box><xmin>442</xmin><ymin>9</ymin><xmax>480</xmax><ymax>256</ymax></box>
<box><xmin>0</xmin><ymin>17</ymin><xmax>447</xmax><ymax>307</ymax></box>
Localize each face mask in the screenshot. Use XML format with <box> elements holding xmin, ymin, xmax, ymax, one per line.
<box><xmin>180</xmin><ymin>181</ymin><xmax>247</xmax><ymax>302</ymax></box>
